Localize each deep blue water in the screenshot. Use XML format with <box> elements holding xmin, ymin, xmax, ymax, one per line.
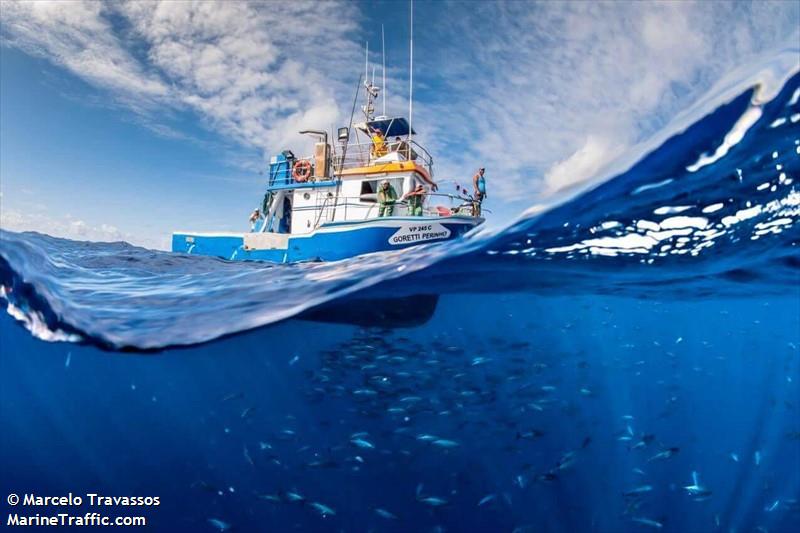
<box><xmin>1</xmin><ymin>61</ymin><xmax>800</xmax><ymax>532</ymax></box>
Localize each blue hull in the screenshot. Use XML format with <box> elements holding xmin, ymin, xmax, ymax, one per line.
<box><xmin>172</xmin><ymin>216</ymin><xmax>482</xmax><ymax>263</ymax></box>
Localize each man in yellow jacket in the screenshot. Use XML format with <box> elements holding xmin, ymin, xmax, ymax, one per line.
<box><xmin>371</xmin><ymin>127</ymin><xmax>387</xmax><ymax>159</ymax></box>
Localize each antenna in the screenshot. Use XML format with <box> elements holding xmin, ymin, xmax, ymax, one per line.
<box><xmin>382</xmin><ymin>24</ymin><xmax>386</xmax><ymax>116</ymax></box>
<box><xmin>408</xmin><ymin>0</ymin><xmax>413</xmax><ymax>139</ymax></box>
<box><xmin>362</xmin><ymin>41</ymin><xmax>377</xmax><ymax>120</ymax></box>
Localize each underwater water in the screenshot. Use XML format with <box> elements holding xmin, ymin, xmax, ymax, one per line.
<box><xmin>2</xmin><ymin>63</ymin><xmax>800</xmax><ymax>532</ymax></box>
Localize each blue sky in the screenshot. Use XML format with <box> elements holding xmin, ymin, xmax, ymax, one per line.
<box><xmin>1</xmin><ymin>1</ymin><xmax>798</xmax><ymax>249</ymax></box>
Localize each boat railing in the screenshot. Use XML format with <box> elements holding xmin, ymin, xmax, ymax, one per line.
<box><xmin>268</xmin><ymin>139</ymin><xmax>434</xmax><ymax>191</ymax></box>
<box><xmin>290</xmin><ymin>192</ymin><xmax>476</xmax><ymax>228</ymax></box>
<box><xmin>331</xmin><ymin>139</ymin><xmax>433</xmax><ymax>177</ymax></box>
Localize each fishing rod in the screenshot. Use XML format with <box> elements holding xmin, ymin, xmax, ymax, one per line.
<box><xmin>330</xmin><ymin>72</ymin><xmax>364</xmax><ymax>223</ymax></box>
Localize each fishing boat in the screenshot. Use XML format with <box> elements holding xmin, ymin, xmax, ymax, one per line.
<box><xmin>172</xmin><ymin>30</ymin><xmax>484</xmax><ymax>263</ymax></box>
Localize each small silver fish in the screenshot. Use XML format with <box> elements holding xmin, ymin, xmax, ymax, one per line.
<box><xmin>400</xmin><ymin>396</ymin><xmax>422</xmax><ymax>403</ymax></box>
<box><xmin>284</xmin><ymin>491</ymin><xmax>305</xmax><ymax>503</ymax></box>
<box><xmin>624</xmin><ymin>485</ymin><xmax>653</xmax><ymax>497</ymax></box>
<box><xmin>648</xmin><ymin>447</ymin><xmax>679</xmax><ymax>462</ymax></box>
<box><xmin>207</xmin><ymin>518</ymin><xmax>231</xmax><ymax>531</ymax></box>
<box><xmin>418</xmin><ymin>496</ymin><xmax>448</xmax><ymax>507</ymax></box>
<box><xmin>764</xmin><ymin>499</ymin><xmax>780</xmax><ymax>512</ymax></box>
<box><xmin>631</xmin><ymin>517</ymin><xmax>663</xmax><ymax>529</ymax></box>
<box><xmin>432</xmin><ymin>439</ymin><xmax>459</xmax><ymax>448</ymax></box>
<box><xmin>309</xmin><ymin>502</ymin><xmax>335</xmax><ymax>517</ymax></box>
<box><xmin>374</xmin><ymin>508</ymin><xmax>398</xmax><ymax>520</ymax></box>
<box><xmin>350</xmin><ymin>438</ymin><xmax>375</xmax><ymax>449</ymax></box>
<box><xmin>556</xmin><ymin>451</ymin><xmax>577</xmax><ymax>470</ymax></box>
<box><xmin>478</xmin><ymin>494</ymin><xmax>496</xmax><ymax>506</ymax></box>
<box><xmin>683</xmin><ymin>471</ymin><xmax>712</xmax><ymax>500</ymax></box>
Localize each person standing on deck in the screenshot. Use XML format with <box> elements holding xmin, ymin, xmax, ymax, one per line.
<box><xmin>249</xmin><ymin>208</ymin><xmax>261</xmax><ymax>231</ymax></box>
<box><xmin>370</xmin><ymin>127</ymin><xmax>388</xmax><ymax>159</ymax></box>
<box><xmin>403</xmin><ymin>184</ymin><xmax>426</xmax><ymax>216</ymax></box>
<box><xmin>472</xmin><ymin>167</ymin><xmax>487</xmax><ymax>216</ymax></box>
<box><xmin>393</xmin><ymin>136</ymin><xmax>410</xmax><ymax>159</ymax></box>
<box><xmin>377</xmin><ymin>179</ymin><xmax>398</xmax><ymax>217</ymax></box>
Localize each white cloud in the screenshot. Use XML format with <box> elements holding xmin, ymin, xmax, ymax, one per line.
<box><xmin>0</xmin><ymin>0</ymin><xmax>362</xmax><ymax>158</ymax></box>
<box><xmin>420</xmin><ymin>1</ymin><xmax>799</xmax><ymax>200</ymax></box>
<box><xmin>1</xmin><ymin>1</ymin><xmax>168</xmax><ymax>100</ymax></box>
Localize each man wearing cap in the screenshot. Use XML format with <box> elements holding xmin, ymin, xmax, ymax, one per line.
<box><xmin>370</xmin><ymin>127</ymin><xmax>387</xmax><ymax>159</ymax></box>
<box><xmin>472</xmin><ymin>167</ymin><xmax>487</xmax><ymax>216</ymax></box>
<box><xmin>377</xmin><ymin>179</ymin><xmax>398</xmax><ymax>217</ymax></box>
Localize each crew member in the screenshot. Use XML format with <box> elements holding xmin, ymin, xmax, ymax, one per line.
<box><xmin>249</xmin><ymin>208</ymin><xmax>261</xmax><ymax>231</ymax></box>
<box><xmin>377</xmin><ymin>179</ymin><xmax>397</xmax><ymax>217</ymax></box>
<box><xmin>472</xmin><ymin>167</ymin><xmax>487</xmax><ymax>216</ymax></box>
<box><xmin>371</xmin><ymin>127</ymin><xmax>387</xmax><ymax>159</ymax></box>
<box><xmin>403</xmin><ymin>184</ymin><xmax>426</xmax><ymax>216</ymax></box>
<box><xmin>393</xmin><ymin>136</ymin><xmax>410</xmax><ymax>159</ymax></box>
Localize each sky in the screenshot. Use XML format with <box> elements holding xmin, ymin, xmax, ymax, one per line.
<box><xmin>1</xmin><ymin>0</ymin><xmax>798</xmax><ymax>249</ymax></box>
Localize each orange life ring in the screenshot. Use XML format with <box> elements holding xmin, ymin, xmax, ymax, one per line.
<box><xmin>292</xmin><ymin>160</ymin><xmax>312</xmax><ymax>182</ymax></box>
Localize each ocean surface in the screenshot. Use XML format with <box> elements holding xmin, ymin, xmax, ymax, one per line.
<box><xmin>2</xmin><ymin>58</ymin><xmax>800</xmax><ymax>532</ymax></box>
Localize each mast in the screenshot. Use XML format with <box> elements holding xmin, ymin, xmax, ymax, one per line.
<box><xmin>408</xmin><ymin>0</ymin><xmax>413</xmax><ymax>139</ymax></box>
<box><xmin>362</xmin><ymin>41</ymin><xmax>377</xmax><ymax>120</ymax></box>
<box><xmin>382</xmin><ymin>25</ymin><xmax>386</xmax><ymax>116</ymax></box>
